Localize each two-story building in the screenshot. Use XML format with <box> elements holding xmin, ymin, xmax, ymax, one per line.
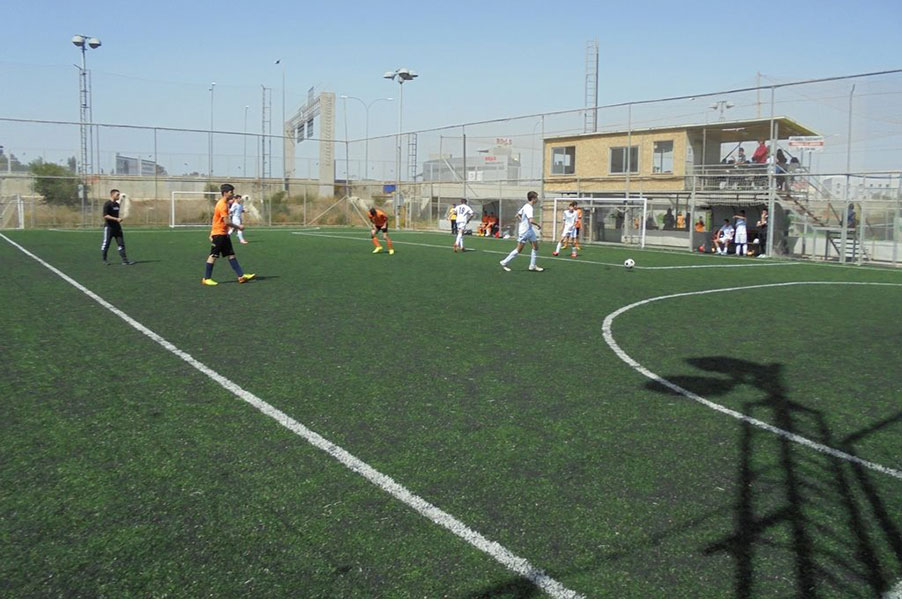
<box><xmin>542</xmin><ymin>117</ymin><xmax>820</xmax><ymax>251</ymax></box>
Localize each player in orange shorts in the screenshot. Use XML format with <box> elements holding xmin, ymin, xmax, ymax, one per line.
<box><xmin>368</xmin><ymin>207</ymin><xmax>394</xmax><ymax>254</ymax></box>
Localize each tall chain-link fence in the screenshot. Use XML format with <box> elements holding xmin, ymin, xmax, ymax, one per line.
<box><xmin>2</xmin><ymin>69</ymin><xmax>901</xmax><ymax>264</ymax></box>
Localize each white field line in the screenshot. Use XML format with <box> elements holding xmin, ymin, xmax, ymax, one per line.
<box><xmin>602</xmin><ymin>281</ymin><xmax>902</xmax><ymax>481</ymax></box>
<box><xmin>0</xmin><ymin>232</ymin><xmax>584</xmax><ymax>599</ymax></box>
<box><xmin>292</xmin><ymin>231</ymin><xmax>794</xmax><ymax>271</ymax></box>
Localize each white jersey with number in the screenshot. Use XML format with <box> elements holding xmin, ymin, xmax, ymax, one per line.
<box><xmin>517</xmin><ymin>202</ymin><xmax>536</xmax><ymax>239</ymax></box>
<box><xmin>229</xmin><ymin>201</ymin><xmax>244</xmax><ymax>225</ymax></box>
<box><xmin>561</xmin><ymin>208</ymin><xmax>577</xmax><ymax>237</ymax></box>
<box><xmin>455</xmin><ymin>204</ymin><xmax>474</xmax><ymax>228</ymax></box>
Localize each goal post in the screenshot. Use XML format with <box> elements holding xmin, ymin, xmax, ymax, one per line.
<box><xmin>551</xmin><ymin>197</ymin><xmax>648</xmax><ymax>248</ymax></box>
<box><xmin>170</xmin><ymin>191</ymin><xmax>219</xmax><ymax>228</ymax></box>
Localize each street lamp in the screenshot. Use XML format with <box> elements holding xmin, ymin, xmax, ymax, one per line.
<box><xmin>208</xmin><ymin>82</ymin><xmax>215</xmax><ymax>177</ymax></box>
<box><xmin>243</xmin><ymin>105</ymin><xmax>249</xmax><ymax>178</ymax></box>
<box><xmin>340</xmin><ymin>95</ymin><xmax>393</xmax><ymax>180</ymax></box>
<box><xmin>72</xmin><ymin>34</ymin><xmax>101</xmax><ymax>227</ymax></box>
<box><xmin>384</xmin><ymin>67</ymin><xmax>418</xmax><ymax>224</ymax></box>
<box><xmin>710</xmin><ymin>100</ymin><xmax>735</xmax><ymax>121</ymax></box>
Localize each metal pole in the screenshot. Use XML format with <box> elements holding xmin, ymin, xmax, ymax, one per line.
<box><xmin>840</xmin><ymin>84</ymin><xmax>855</xmax><ymax>263</ymax></box>
<box><xmin>766</xmin><ymin>87</ymin><xmax>776</xmax><ymax>257</ymax></box>
<box><xmin>243</xmin><ymin>105</ymin><xmax>249</xmax><ymax>177</ymax></box>
<box><xmin>153</xmin><ymin>128</ymin><xmax>158</xmax><ymax>209</ymax></box>
<box><xmin>396</xmin><ymin>81</ymin><xmax>403</xmax><ymax>225</ymax></box>
<box><xmin>208</xmin><ymin>82</ymin><xmax>215</xmax><ymax>178</ymax></box>
<box><xmin>540</xmin><ymin>115</ymin><xmax>545</xmax><ymax>202</ymax></box>
<box><xmin>462</xmin><ymin>127</ymin><xmax>467</xmax><ymax>204</ymax></box>
<box><xmin>364</xmin><ymin>103</ymin><xmax>370</xmax><ymax>181</ymax></box>
<box><xmin>343</xmin><ymin>96</ymin><xmax>350</xmax><ymax>195</ymax></box>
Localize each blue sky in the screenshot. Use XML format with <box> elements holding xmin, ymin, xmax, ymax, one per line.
<box><xmin>2</xmin><ymin>0</ymin><xmax>900</xmax><ymax>174</ymax></box>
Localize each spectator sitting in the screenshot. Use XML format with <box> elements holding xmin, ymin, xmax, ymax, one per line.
<box><xmin>663</xmin><ymin>208</ymin><xmax>675</xmax><ymax>230</ymax></box>
<box><xmin>736</xmin><ymin>147</ymin><xmax>747</xmax><ymax>164</ymax></box>
<box><xmin>676</xmin><ymin>211</ymin><xmax>686</xmax><ymax>229</ymax></box>
<box><xmin>694</xmin><ymin>217</ymin><xmax>706</xmax><ymax>233</ymax></box>
<box><xmin>713</xmin><ymin>218</ymin><xmax>734</xmax><ymax>255</ymax></box>
<box><xmin>751</xmin><ymin>140</ymin><xmax>768</xmax><ymax>164</ymax></box>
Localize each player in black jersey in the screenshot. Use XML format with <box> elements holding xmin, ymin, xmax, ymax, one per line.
<box><xmin>101</xmin><ymin>189</ymin><xmax>135</xmax><ymax>265</ymax></box>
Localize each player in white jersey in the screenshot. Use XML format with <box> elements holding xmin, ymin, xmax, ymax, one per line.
<box><xmin>713</xmin><ymin>218</ymin><xmax>734</xmax><ymax>255</ymax></box>
<box><xmin>228</xmin><ymin>195</ymin><xmax>248</xmax><ymax>244</ymax></box>
<box><xmin>453</xmin><ymin>199</ymin><xmax>474</xmax><ymax>252</ymax></box>
<box><xmin>499</xmin><ymin>191</ymin><xmax>543</xmax><ymax>272</ymax></box>
<box><xmin>553</xmin><ymin>201</ymin><xmax>579</xmax><ymax>258</ymax></box>
<box><xmin>733</xmin><ymin>210</ymin><xmax>748</xmax><ymax>256</ymax></box>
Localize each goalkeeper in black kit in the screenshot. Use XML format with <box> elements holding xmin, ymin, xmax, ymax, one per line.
<box><xmin>101</xmin><ymin>189</ymin><xmax>135</xmax><ymax>265</ymax></box>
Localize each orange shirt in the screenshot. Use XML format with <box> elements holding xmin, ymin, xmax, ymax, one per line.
<box><xmin>369</xmin><ymin>209</ymin><xmax>388</xmax><ymax>227</ymax></box>
<box><xmin>575</xmin><ymin>208</ymin><xmax>583</xmax><ymax>228</ymax></box>
<box><xmin>210</xmin><ymin>198</ymin><xmax>231</xmax><ymax>236</ymax></box>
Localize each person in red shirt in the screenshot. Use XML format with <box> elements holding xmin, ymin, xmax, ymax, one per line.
<box><xmin>201</xmin><ymin>183</ymin><xmax>255</xmax><ymax>286</ymax></box>
<box><xmin>368</xmin><ymin>207</ymin><xmax>394</xmax><ymax>254</ymax></box>
<box><xmin>751</xmin><ymin>140</ymin><xmax>769</xmax><ymax>164</ymax></box>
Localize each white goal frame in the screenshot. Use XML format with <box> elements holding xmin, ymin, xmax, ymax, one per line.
<box><xmin>170</xmin><ymin>191</ymin><xmax>219</xmax><ymax>228</ymax></box>
<box><xmin>551</xmin><ymin>197</ymin><xmax>648</xmax><ymax>248</ymax></box>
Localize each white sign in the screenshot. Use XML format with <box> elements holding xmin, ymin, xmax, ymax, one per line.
<box><xmin>495</xmin><ymin>137</ymin><xmax>512</xmax><ymax>146</ymax></box>
<box><xmin>788</xmin><ymin>136</ymin><xmax>825</xmax><ymax>151</ymax></box>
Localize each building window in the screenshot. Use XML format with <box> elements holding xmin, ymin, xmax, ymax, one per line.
<box><xmin>610</xmin><ymin>146</ymin><xmax>638</xmax><ymax>174</ymax></box>
<box><xmin>653</xmin><ymin>141</ymin><xmax>674</xmax><ymax>174</ymax></box>
<box><xmin>552</xmin><ymin>146</ymin><xmax>575</xmax><ymax>175</ymax></box>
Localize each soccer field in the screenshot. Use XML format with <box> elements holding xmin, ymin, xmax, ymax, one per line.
<box><xmin>1</xmin><ymin>227</ymin><xmax>901</xmax><ymax>599</ymax></box>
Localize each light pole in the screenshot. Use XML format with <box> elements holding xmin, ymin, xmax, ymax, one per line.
<box><xmin>208</xmin><ymin>82</ymin><xmax>216</xmax><ymax>177</ymax></box>
<box><xmin>275</xmin><ymin>59</ymin><xmax>287</xmax><ymax>191</ymax></box>
<box><xmin>340</xmin><ymin>95</ymin><xmax>393</xmax><ymax>180</ymax></box>
<box><xmin>72</xmin><ymin>34</ymin><xmax>101</xmax><ymax>227</ymax></box>
<box><xmin>383</xmin><ymin>68</ymin><xmax>417</xmax><ymax>224</ymax></box>
<box><xmin>710</xmin><ymin>99</ymin><xmax>735</xmax><ymax>121</ymax></box>
<box><xmin>243</xmin><ymin>105</ymin><xmax>249</xmax><ymax>178</ymax></box>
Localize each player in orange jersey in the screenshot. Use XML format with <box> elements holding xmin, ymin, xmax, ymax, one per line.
<box><xmin>201</xmin><ymin>183</ymin><xmax>255</xmax><ymax>286</ymax></box>
<box><xmin>369</xmin><ymin>207</ymin><xmax>394</xmax><ymax>255</ymax></box>
<box><xmin>573</xmin><ymin>202</ymin><xmax>583</xmax><ymax>250</ymax></box>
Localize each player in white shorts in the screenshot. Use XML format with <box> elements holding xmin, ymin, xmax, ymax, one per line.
<box><xmin>713</xmin><ymin>218</ymin><xmax>734</xmax><ymax>255</ymax></box>
<box><xmin>453</xmin><ymin>199</ymin><xmax>474</xmax><ymax>252</ymax></box>
<box><xmin>499</xmin><ymin>191</ymin><xmax>543</xmax><ymax>272</ymax></box>
<box><xmin>553</xmin><ymin>201</ymin><xmax>579</xmax><ymax>258</ymax></box>
<box><xmin>733</xmin><ymin>209</ymin><xmax>748</xmax><ymax>256</ymax></box>
<box><xmin>228</xmin><ymin>195</ymin><xmax>248</xmax><ymax>244</ymax></box>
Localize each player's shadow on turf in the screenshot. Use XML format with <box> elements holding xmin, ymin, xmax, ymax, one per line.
<box><xmin>462</xmin><ymin>569</ymin><xmax>575</xmax><ymax>599</ymax></box>
<box><xmin>647</xmin><ymin>357</ymin><xmax>902</xmax><ymax>599</ymax></box>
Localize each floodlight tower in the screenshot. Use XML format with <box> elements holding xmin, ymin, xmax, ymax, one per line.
<box><xmin>384</xmin><ymin>68</ymin><xmax>418</xmax><ymax>224</ymax></box>
<box><xmin>710</xmin><ymin>100</ymin><xmax>735</xmax><ymax>121</ymax></box>
<box><xmin>72</xmin><ymin>34</ymin><xmax>101</xmax><ymax>226</ymax></box>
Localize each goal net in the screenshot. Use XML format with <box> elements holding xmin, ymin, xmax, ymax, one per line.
<box><xmin>551</xmin><ymin>197</ymin><xmax>648</xmax><ymax>248</ymax></box>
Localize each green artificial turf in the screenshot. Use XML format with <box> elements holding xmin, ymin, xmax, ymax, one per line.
<box><xmin>1</xmin><ymin>227</ymin><xmax>900</xmax><ymax>598</ymax></box>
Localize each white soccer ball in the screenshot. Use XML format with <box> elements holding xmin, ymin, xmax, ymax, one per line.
<box><xmin>624</xmin><ymin>258</ymin><xmax>635</xmax><ymax>269</ymax></box>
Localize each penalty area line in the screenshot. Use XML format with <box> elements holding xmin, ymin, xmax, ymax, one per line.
<box><xmin>602</xmin><ymin>280</ymin><xmax>902</xmax><ymax>481</ymax></box>
<box><xmin>0</xmin><ymin>232</ymin><xmax>585</xmax><ymax>599</ymax></box>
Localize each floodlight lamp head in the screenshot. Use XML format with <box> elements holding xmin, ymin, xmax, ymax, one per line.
<box><xmin>725</xmin><ymin>102</ymin><xmax>735</xmax><ymax>109</ymax></box>
<box><xmin>88</xmin><ymin>38</ymin><xmax>101</xmax><ymax>49</ymax></box>
<box><xmin>71</xmin><ymin>35</ymin><xmax>85</xmax><ymax>47</ymax></box>
<box><xmin>383</xmin><ymin>71</ymin><xmax>396</xmax><ymax>80</ymax></box>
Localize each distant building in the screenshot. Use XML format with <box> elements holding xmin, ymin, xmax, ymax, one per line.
<box><xmin>115</xmin><ymin>153</ymin><xmax>166</xmax><ymax>176</ymax></box>
<box><xmin>820</xmin><ymin>175</ymin><xmax>900</xmax><ymax>200</ymax></box>
<box><xmin>422</xmin><ymin>140</ymin><xmax>521</xmax><ymax>183</ymax></box>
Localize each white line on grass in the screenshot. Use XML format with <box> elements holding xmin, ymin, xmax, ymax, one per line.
<box><xmin>292</xmin><ymin>231</ymin><xmax>795</xmax><ymax>271</ymax></box>
<box><xmin>0</xmin><ymin>232</ymin><xmax>584</xmax><ymax>599</ymax></box>
<box><xmin>602</xmin><ymin>280</ymin><xmax>902</xmax><ymax>481</ymax></box>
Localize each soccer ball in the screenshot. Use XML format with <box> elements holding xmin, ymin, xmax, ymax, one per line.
<box><xmin>623</xmin><ymin>258</ymin><xmax>635</xmax><ymax>269</ymax></box>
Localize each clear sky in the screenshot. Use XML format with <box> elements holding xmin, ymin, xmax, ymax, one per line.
<box><xmin>2</xmin><ymin>0</ymin><xmax>900</xmax><ymax>174</ymax></box>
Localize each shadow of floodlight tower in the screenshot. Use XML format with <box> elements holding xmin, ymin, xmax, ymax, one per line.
<box><xmin>384</xmin><ymin>68</ymin><xmax>418</xmax><ymax>226</ymax></box>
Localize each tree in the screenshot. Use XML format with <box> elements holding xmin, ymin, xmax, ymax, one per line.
<box><xmin>29</xmin><ymin>160</ymin><xmax>83</xmax><ymax>207</ymax></box>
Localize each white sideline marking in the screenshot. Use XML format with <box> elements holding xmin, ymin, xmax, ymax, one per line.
<box><xmin>292</xmin><ymin>231</ymin><xmax>794</xmax><ymax>271</ymax></box>
<box><xmin>0</xmin><ymin>232</ymin><xmax>584</xmax><ymax>599</ymax></box>
<box><xmin>602</xmin><ymin>281</ymin><xmax>902</xmax><ymax>481</ymax></box>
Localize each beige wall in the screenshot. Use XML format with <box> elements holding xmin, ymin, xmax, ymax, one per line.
<box><xmin>544</xmin><ymin>130</ymin><xmax>690</xmax><ymax>192</ymax></box>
